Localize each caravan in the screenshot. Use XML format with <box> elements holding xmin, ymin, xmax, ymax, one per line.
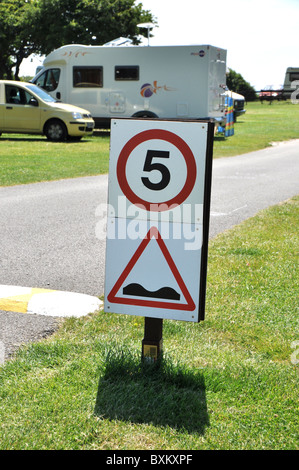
<box><xmin>283</xmin><ymin>67</ymin><xmax>299</xmax><ymax>99</ymax></box>
<box><xmin>32</xmin><ymin>44</ymin><xmax>227</xmax><ymax>128</ymax></box>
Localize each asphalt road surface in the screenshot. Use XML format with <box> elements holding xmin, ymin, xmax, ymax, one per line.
<box><xmin>1</xmin><ymin>140</ymin><xmax>298</xmax><ymax>361</ymax></box>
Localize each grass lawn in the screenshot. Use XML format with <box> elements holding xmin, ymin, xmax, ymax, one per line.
<box><xmin>0</xmin><ymin>100</ymin><xmax>299</xmax><ymax>186</ymax></box>
<box><xmin>0</xmin><ymin>133</ymin><xmax>110</xmax><ymax>186</ymax></box>
<box><xmin>214</xmin><ymin>100</ymin><xmax>299</xmax><ymax>156</ymax></box>
<box><xmin>0</xmin><ymin>196</ymin><xmax>298</xmax><ymax>450</ymax></box>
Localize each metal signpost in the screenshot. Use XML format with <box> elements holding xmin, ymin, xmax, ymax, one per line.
<box><xmin>104</xmin><ymin>118</ymin><xmax>214</xmax><ymax>361</ymax></box>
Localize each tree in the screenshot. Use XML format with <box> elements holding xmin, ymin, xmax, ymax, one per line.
<box><xmin>0</xmin><ymin>0</ymin><xmax>38</xmax><ymax>79</ymax></box>
<box><xmin>0</xmin><ymin>0</ymin><xmax>155</xmax><ymax>79</ymax></box>
<box><xmin>34</xmin><ymin>0</ymin><xmax>154</xmax><ymax>54</ymax></box>
<box><xmin>226</xmin><ymin>68</ymin><xmax>256</xmax><ymax>101</ymax></box>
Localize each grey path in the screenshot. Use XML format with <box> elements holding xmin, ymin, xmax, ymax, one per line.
<box><xmin>1</xmin><ymin>140</ymin><xmax>298</xmax><ymax>361</ymax></box>
<box><xmin>209</xmin><ymin>140</ymin><xmax>299</xmax><ymax>237</ymax></box>
<box><xmin>0</xmin><ymin>174</ymin><xmax>108</xmax><ymax>297</ymax></box>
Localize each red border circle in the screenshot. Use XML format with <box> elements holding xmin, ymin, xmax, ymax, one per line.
<box><xmin>116</xmin><ymin>129</ymin><xmax>197</xmax><ymax>212</ymax></box>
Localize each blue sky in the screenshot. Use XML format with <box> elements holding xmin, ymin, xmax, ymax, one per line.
<box><xmin>139</xmin><ymin>0</ymin><xmax>299</xmax><ymax>90</ymax></box>
<box><xmin>21</xmin><ymin>0</ymin><xmax>299</xmax><ymax>90</ymax></box>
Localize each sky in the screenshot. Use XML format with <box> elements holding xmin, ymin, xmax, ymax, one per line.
<box><xmin>138</xmin><ymin>0</ymin><xmax>299</xmax><ymax>90</ymax></box>
<box><xmin>20</xmin><ymin>0</ymin><xmax>299</xmax><ymax>90</ymax></box>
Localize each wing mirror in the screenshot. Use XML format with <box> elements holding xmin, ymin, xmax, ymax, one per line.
<box><xmin>29</xmin><ymin>98</ymin><xmax>38</xmax><ymax>107</ymax></box>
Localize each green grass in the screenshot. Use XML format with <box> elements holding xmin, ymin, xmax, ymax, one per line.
<box><xmin>1</xmin><ymin>100</ymin><xmax>299</xmax><ymax>186</ymax></box>
<box><xmin>0</xmin><ymin>133</ymin><xmax>110</xmax><ymax>186</ymax></box>
<box><xmin>0</xmin><ymin>196</ymin><xmax>298</xmax><ymax>450</ymax></box>
<box><xmin>214</xmin><ymin>100</ymin><xmax>299</xmax><ymax>157</ymax></box>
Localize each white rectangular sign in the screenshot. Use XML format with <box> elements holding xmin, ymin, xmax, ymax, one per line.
<box><xmin>104</xmin><ymin>119</ymin><xmax>213</xmax><ymax>322</ymax></box>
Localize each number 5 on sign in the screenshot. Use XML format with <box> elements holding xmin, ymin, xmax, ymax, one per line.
<box><xmin>108</xmin><ymin>119</ymin><xmax>210</xmax><ymax>223</ymax></box>
<box><xmin>141</xmin><ymin>150</ymin><xmax>170</xmax><ymax>191</ymax></box>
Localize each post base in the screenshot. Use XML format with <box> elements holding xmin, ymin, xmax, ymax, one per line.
<box><xmin>141</xmin><ymin>317</ymin><xmax>163</xmax><ymax>362</ymax></box>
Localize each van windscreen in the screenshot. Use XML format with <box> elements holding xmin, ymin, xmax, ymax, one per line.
<box><xmin>289</xmin><ymin>72</ymin><xmax>299</xmax><ymax>82</ymax></box>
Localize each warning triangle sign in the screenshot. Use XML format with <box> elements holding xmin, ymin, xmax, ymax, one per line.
<box><xmin>107</xmin><ymin>226</ymin><xmax>196</xmax><ymax>311</ymax></box>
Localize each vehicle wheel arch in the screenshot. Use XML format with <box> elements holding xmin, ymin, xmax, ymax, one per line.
<box><xmin>44</xmin><ymin>118</ymin><xmax>68</xmax><ymax>141</ymax></box>
<box><xmin>131</xmin><ymin>111</ymin><xmax>159</xmax><ymax>119</ymax></box>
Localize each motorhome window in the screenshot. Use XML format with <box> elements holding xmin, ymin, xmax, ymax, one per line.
<box><xmin>289</xmin><ymin>73</ymin><xmax>299</xmax><ymax>81</ymax></box>
<box><xmin>73</xmin><ymin>67</ymin><xmax>103</xmax><ymax>87</ymax></box>
<box><xmin>35</xmin><ymin>68</ymin><xmax>60</xmax><ymax>92</ymax></box>
<box><xmin>115</xmin><ymin>66</ymin><xmax>139</xmax><ymax>81</ymax></box>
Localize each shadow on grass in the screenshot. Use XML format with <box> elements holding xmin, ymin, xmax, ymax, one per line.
<box><xmin>94</xmin><ymin>349</ymin><xmax>209</xmax><ymax>435</ymax></box>
<box><xmin>0</xmin><ymin>136</ymin><xmax>93</xmax><ymax>143</ymax></box>
<box><xmin>93</xmin><ymin>130</ymin><xmax>110</xmax><ymax>137</ymax></box>
<box><xmin>0</xmin><ymin>136</ymin><xmax>47</xmax><ymax>142</ymax></box>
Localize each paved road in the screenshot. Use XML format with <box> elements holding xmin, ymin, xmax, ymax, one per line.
<box><xmin>0</xmin><ymin>174</ymin><xmax>108</xmax><ymax>297</ymax></box>
<box><xmin>209</xmin><ymin>140</ymin><xmax>299</xmax><ymax>236</ymax></box>
<box><xmin>1</xmin><ymin>140</ymin><xmax>298</xmax><ymax>361</ymax></box>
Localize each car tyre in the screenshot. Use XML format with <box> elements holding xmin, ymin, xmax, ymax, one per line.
<box><xmin>45</xmin><ymin>119</ymin><xmax>67</xmax><ymax>141</ymax></box>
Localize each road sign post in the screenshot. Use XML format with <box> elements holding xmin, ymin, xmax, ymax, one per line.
<box><xmin>104</xmin><ymin>118</ymin><xmax>214</xmax><ymax>361</ymax></box>
<box><xmin>142</xmin><ymin>317</ymin><xmax>163</xmax><ymax>362</ymax></box>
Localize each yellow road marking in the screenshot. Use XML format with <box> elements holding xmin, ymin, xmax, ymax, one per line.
<box><xmin>0</xmin><ymin>288</ymin><xmax>55</xmax><ymax>313</ymax></box>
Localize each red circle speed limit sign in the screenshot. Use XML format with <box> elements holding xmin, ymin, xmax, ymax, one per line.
<box><xmin>116</xmin><ymin>128</ymin><xmax>197</xmax><ymax>212</ymax></box>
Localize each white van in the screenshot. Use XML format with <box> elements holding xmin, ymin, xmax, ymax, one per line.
<box><xmin>32</xmin><ymin>44</ymin><xmax>227</xmax><ymax>129</ymax></box>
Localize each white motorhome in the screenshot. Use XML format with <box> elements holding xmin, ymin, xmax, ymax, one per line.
<box><xmin>32</xmin><ymin>44</ymin><xmax>227</xmax><ymax>128</ymax></box>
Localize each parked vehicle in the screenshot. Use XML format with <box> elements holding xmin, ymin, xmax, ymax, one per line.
<box><xmin>282</xmin><ymin>67</ymin><xmax>299</xmax><ymax>99</ymax></box>
<box><xmin>224</xmin><ymin>90</ymin><xmax>246</xmax><ymax>121</ymax></box>
<box><xmin>259</xmin><ymin>85</ymin><xmax>284</xmax><ymax>102</ymax></box>
<box><xmin>0</xmin><ymin>80</ymin><xmax>94</xmax><ymax>140</ymax></box>
<box><xmin>31</xmin><ymin>44</ymin><xmax>227</xmax><ymax>129</ymax></box>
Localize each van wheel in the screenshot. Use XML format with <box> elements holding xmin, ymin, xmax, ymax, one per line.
<box><xmin>45</xmin><ymin>119</ymin><xmax>67</xmax><ymax>141</ymax></box>
<box><xmin>132</xmin><ymin>111</ymin><xmax>158</xmax><ymax>119</ymax></box>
